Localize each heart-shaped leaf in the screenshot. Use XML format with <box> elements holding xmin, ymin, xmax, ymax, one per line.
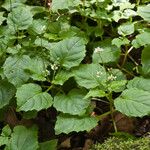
<box><xmin>51</xmin><ymin>37</ymin><xmax>86</xmax><ymax>69</ymax></box>
<box><xmin>16</xmin><ymin>83</ymin><xmax>53</xmax><ymax>111</ymax></box>
<box><xmin>54</xmin><ymin>89</ymin><xmax>90</xmax><ymax>115</ymax></box>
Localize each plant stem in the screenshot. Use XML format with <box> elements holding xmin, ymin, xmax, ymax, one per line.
<box><xmin>121</xmin><ymin>46</ymin><xmax>134</xmax><ymax>67</ymax></box>
<box><xmin>107</xmin><ymin>92</ymin><xmax>117</xmax><ymax>132</ymax></box>
<box><xmin>46</xmin><ymin>85</ymin><xmax>53</xmax><ymax>92</ymax></box>
<box><xmin>117</xmin><ymin>64</ymin><xmax>135</xmax><ymax>77</ymax></box>
<box><xmin>96</xmin><ymin>111</ymin><xmax>111</xmax><ymax>120</ymax></box>
<box><xmin>136</xmin><ymin>0</ymin><xmax>140</xmax><ymax>6</ymax></box>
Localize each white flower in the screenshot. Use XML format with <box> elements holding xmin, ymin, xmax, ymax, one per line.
<box><xmin>96</xmin><ymin>71</ymin><xmax>103</xmax><ymax>77</ymax></box>
<box><xmin>45</xmin><ymin>69</ymin><xmax>50</xmax><ymax>75</ymax></box>
<box><xmin>51</xmin><ymin>64</ymin><xmax>58</xmax><ymax>70</ymax></box>
<box><xmin>94</xmin><ymin>47</ymin><xmax>104</xmax><ymax>53</ymax></box>
<box><xmin>107</xmin><ymin>68</ymin><xmax>113</xmax><ymax>72</ymax></box>
<box><xmin>108</xmin><ymin>74</ymin><xmax>117</xmax><ymax>81</ymax></box>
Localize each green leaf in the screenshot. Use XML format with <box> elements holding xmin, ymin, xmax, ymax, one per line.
<box><xmin>16</xmin><ymin>83</ymin><xmax>53</xmax><ymax>111</ymax></box>
<box><xmin>0</xmin><ymin>125</ymin><xmax>11</xmax><ymax>147</ymax></box>
<box><xmin>112</xmin><ymin>37</ymin><xmax>130</xmax><ymax>48</ymax></box>
<box><xmin>29</xmin><ymin>6</ymin><xmax>46</xmax><ymax>16</ymax></box>
<box><xmin>51</xmin><ymin>0</ymin><xmax>81</xmax><ymax>11</ymax></box>
<box><xmin>2</xmin><ymin>0</ymin><xmax>26</xmax><ymax>10</ymax></box>
<box><xmin>34</xmin><ymin>38</ymin><xmax>51</xmax><ymax>50</ymax></box>
<box><xmin>51</xmin><ymin>37</ymin><xmax>86</xmax><ymax>69</ymax></box>
<box><xmin>84</xmin><ymin>89</ymin><xmax>106</xmax><ymax>99</ymax></box>
<box><xmin>112</xmin><ymin>0</ymin><xmax>130</xmax><ymax>7</ymax></box>
<box><xmin>0</xmin><ymin>80</ymin><xmax>16</xmax><ymax>109</ymax></box>
<box><xmin>47</xmin><ymin>22</ymin><xmax>61</xmax><ymax>34</ymax></box>
<box><xmin>127</xmin><ymin>77</ymin><xmax>150</xmax><ymax>92</ymax></box>
<box><xmin>53</xmin><ymin>70</ymin><xmax>73</xmax><ymax>85</ymax></box>
<box><xmin>93</xmin><ymin>40</ymin><xmax>120</xmax><ymax>64</ymax></box>
<box><xmin>8</xmin><ymin>126</ymin><xmax>38</xmax><ymax>150</ymax></box>
<box><xmin>0</xmin><ymin>137</ymin><xmax>9</xmax><ymax>147</ymax></box>
<box><xmin>39</xmin><ymin>140</ymin><xmax>57</xmax><ymax>150</ymax></box>
<box><xmin>7</xmin><ymin>6</ymin><xmax>33</xmax><ymax>30</ymax></box>
<box><xmin>118</xmin><ymin>22</ymin><xmax>135</xmax><ymax>36</ymax></box>
<box><xmin>25</xmin><ymin>57</ymin><xmax>48</xmax><ymax>81</ymax></box>
<box><xmin>141</xmin><ymin>45</ymin><xmax>150</xmax><ymax>77</ymax></box>
<box><xmin>28</xmin><ymin>19</ymin><xmax>47</xmax><ymax>35</ymax></box>
<box><xmin>55</xmin><ymin>114</ymin><xmax>98</xmax><ymax>134</ymax></box>
<box><xmin>3</xmin><ymin>55</ymin><xmax>31</xmax><ymax>87</ymax></box>
<box><xmin>0</xmin><ymin>12</ymin><xmax>6</xmax><ymax>25</ymax></box>
<box><xmin>6</xmin><ymin>44</ymin><xmax>21</xmax><ymax>54</ymax></box>
<box><xmin>108</xmin><ymin>80</ymin><xmax>127</xmax><ymax>92</ymax></box>
<box><xmin>1</xmin><ymin>125</ymin><xmax>12</xmax><ymax>137</ymax></box>
<box><xmin>74</xmin><ymin>64</ymin><xmax>107</xmax><ymax>89</ymax></box>
<box><xmin>107</xmin><ymin>69</ymin><xmax>126</xmax><ymax>81</ymax></box>
<box><xmin>114</xmin><ymin>88</ymin><xmax>150</xmax><ymax>117</ymax></box>
<box><xmin>137</xmin><ymin>4</ymin><xmax>150</xmax><ymax>22</ymax></box>
<box><xmin>54</xmin><ymin>89</ymin><xmax>90</xmax><ymax>115</ymax></box>
<box><xmin>132</xmin><ymin>31</ymin><xmax>150</xmax><ymax>48</ymax></box>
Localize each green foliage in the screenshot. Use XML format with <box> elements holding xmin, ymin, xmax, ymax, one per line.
<box><xmin>54</xmin><ymin>89</ymin><xmax>90</xmax><ymax>115</ymax></box>
<box><xmin>55</xmin><ymin>114</ymin><xmax>98</xmax><ymax>134</ymax></box>
<box><xmin>92</xmin><ymin>137</ymin><xmax>150</xmax><ymax>150</ymax></box>
<box><xmin>0</xmin><ymin>80</ymin><xmax>16</xmax><ymax>109</ymax></box>
<box><xmin>16</xmin><ymin>83</ymin><xmax>53</xmax><ymax>111</ymax></box>
<box><xmin>0</xmin><ymin>0</ymin><xmax>150</xmax><ymax>148</ymax></box>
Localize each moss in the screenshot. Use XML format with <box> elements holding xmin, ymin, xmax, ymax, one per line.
<box><xmin>92</xmin><ymin>137</ymin><xmax>150</xmax><ymax>150</ymax></box>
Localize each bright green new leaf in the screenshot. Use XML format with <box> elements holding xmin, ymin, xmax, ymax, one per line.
<box><xmin>74</xmin><ymin>64</ymin><xmax>107</xmax><ymax>89</ymax></box>
<box><xmin>1</xmin><ymin>125</ymin><xmax>12</xmax><ymax>137</ymax></box>
<box><xmin>7</xmin><ymin>6</ymin><xmax>33</xmax><ymax>30</ymax></box>
<box><xmin>127</xmin><ymin>77</ymin><xmax>150</xmax><ymax>92</ymax></box>
<box><xmin>8</xmin><ymin>126</ymin><xmax>38</xmax><ymax>150</ymax></box>
<box><xmin>16</xmin><ymin>83</ymin><xmax>53</xmax><ymax>111</ymax></box>
<box><xmin>115</xmin><ymin>88</ymin><xmax>150</xmax><ymax>117</ymax></box>
<box><xmin>3</xmin><ymin>55</ymin><xmax>31</xmax><ymax>87</ymax></box>
<box><xmin>108</xmin><ymin>80</ymin><xmax>127</xmax><ymax>92</ymax></box>
<box><xmin>51</xmin><ymin>37</ymin><xmax>86</xmax><ymax>69</ymax></box>
<box><xmin>118</xmin><ymin>22</ymin><xmax>135</xmax><ymax>36</ymax></box>
<box><xmin>0</xmin><ymin>137</ymin><xmax>9</xmax><ymax>147</ymax></box>
<box><xmin>0</xmin><ymin>80</ymin><xmax>16</xmax><ymax>109</ymax></box>
<box><xmin>54</xmin><ymin>89</ymin><xmax>90</xmax><ymax>115</ymax></box>
<box><xmin>112</xmin><ymin>37</ymin><xmax>130</xmax><ymax>48</ymax></box>
<box><xmin>0</xmin><ymin>125</ymin><xmax>11</xmax><ymax>147</ymax></box>
<box><xmin>141</xmin><ymin>45</ymin><xmax>150</xmax><ymax>77</ymax></box>
<box><xmin>39</xmin><ymin>140</ymin><xmax>57</xmax><ymax>150</ymax></box>
<box><xmin>51</xmin><ymin>0</ymin><xmax>81</xmax><ymax>11</ymax></box>
<box><xmin>93</xmin><ymin>40</ymin><xmax>120</xmax><ymax>64</ymax></box>
<box><xmin>53</xmin><ymin>70</ymin><xmax>73</xmax><ymax>85</ymax></box>
<box><xmin>137</xmin><ymin>4</ymin><xmax>150</xmax><ymax>22</ymax></box>
<box><xmin>84</xmin><ymin>89</ymin><xmax>106</xmax><ymax>99</ymax></box>
<box><xmin>55</xmin><ymin>114</ymin><xmax>98</xmax><ymax>134</ymax></box>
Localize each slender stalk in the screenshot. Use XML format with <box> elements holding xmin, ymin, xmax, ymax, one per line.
<box><xmin>96</xmin><ymin>111</ymin><xmax>111</xmax><ymax>120</ymax></box>
<box><xmin>46</xmin><ymin>85</ymin><xmax>53</xmax><ymax>92</ymax></box>
<box><xmin>107</xmin><ymin>92</ymin><xmax>117</xmax><ymax>132</ymax></box>
<box><xmin>121</xmin><ymin>46</ymin><xmax>134</xmax><ymax>67</ymax></box>
<box><xmin>117</xmin><ymin>64</ymin><xmax>135</xmax><ymax>77</ymax></box>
